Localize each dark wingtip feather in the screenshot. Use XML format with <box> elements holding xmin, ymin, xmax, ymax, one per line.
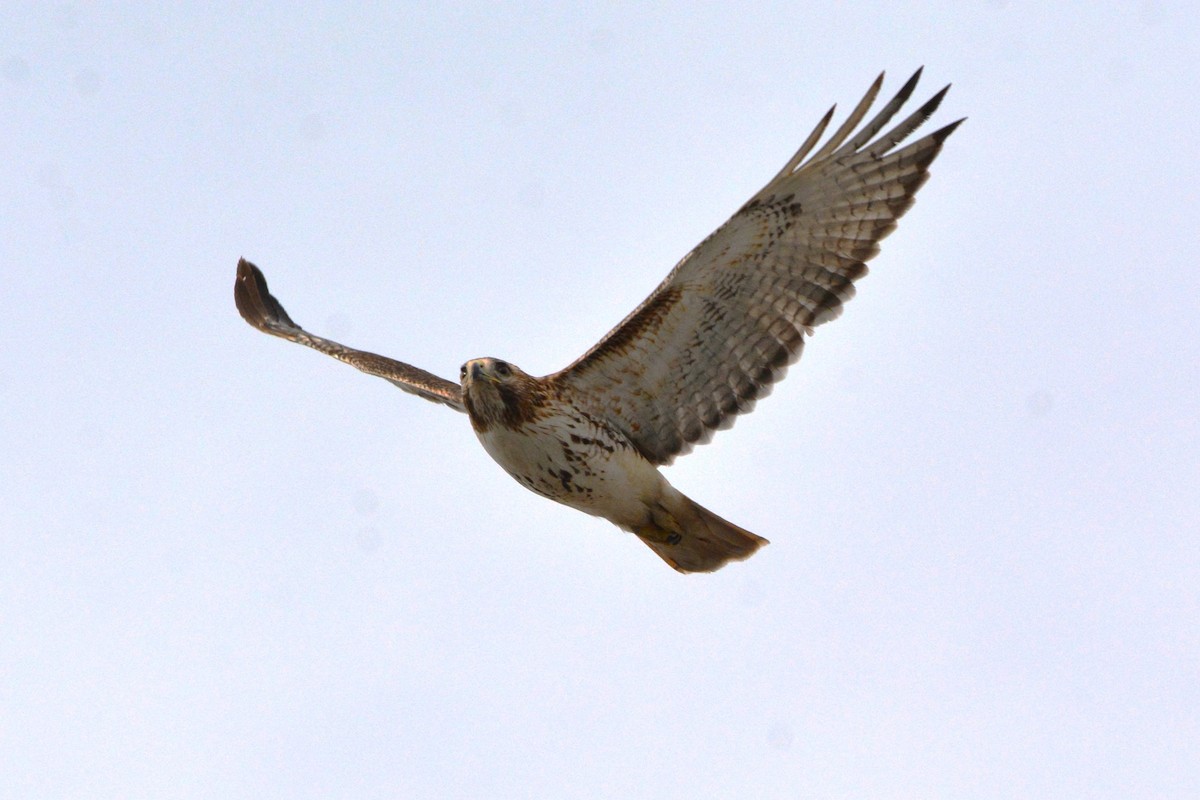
<box><xmin>921</xmin><ymin>84</ymin><xmax>951</xmax><ymax>116</ymax></box>
<box><xmin>931</xmin><ymin>117</ymin><xmax>966</xmax><ymax>144</ymax></box>
<box><xmin>234</xmin><ymin>258</ymin><xmax>299</xmax><ymax>333</ymax></box>
<box><xmin>893</xmin><ymin>67</ymin><xmax>925</xmax><ymax>107</ymax></box>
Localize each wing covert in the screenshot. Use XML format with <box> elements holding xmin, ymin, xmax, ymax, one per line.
<box><xmin>550</xmin><ymin>69</ymin><xmax>961</xmax><ymax>464</ymax></box>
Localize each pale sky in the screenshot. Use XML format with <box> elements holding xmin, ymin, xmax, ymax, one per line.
<box><xmin>2</xmin><ymin>3</ymin><xmax>1198</xmax><ymax>798</ymax></box>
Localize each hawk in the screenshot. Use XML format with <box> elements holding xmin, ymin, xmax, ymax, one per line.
<box><xmin>235</xmin><ymin>69</ymin><xmax>961</xmax><ymax>573</ymax></box>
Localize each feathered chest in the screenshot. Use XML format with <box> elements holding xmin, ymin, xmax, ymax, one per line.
<box><xmin>474</xmin><ymin>407</ymin><xmax>645</xmax><ymax>509</ymax></box>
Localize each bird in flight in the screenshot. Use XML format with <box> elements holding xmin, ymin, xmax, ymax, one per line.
<box><xmin>235</xmin><ymin>69</ymin><xmax>961</xmax><ymax>573</ymax></box>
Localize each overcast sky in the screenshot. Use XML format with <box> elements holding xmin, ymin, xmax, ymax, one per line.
<box><xmin>2</xmin><ymin>3</ymin><xmax>1197</xmax><ymax>798</ymax></box>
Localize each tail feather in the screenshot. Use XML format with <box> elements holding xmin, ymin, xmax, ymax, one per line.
<box><xmin>636</xmin><ymin>495</ymin><xmax>768</xmax><ymax>573</ymax></box>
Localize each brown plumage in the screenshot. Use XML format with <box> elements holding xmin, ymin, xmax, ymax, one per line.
<box><xmin>235</xmin><ymin>69</ymin><xmax>961</xmax><ymax>573</ymax></box>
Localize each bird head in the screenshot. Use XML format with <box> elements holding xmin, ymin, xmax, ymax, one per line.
<box><xmin>460</xmin><ymin>358</ymin><xmax>541</xmax><ymax>432</ymax></box>
<box><xmin>460</xmin><ymin>357</ymin><xmax>519</xmax><ymax>386</ymax></box>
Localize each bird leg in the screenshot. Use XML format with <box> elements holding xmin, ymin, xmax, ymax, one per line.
<box><xmin>634</xmin><ymin>506</ymin><xmax>684</xmax><ymax>546</ymax></box>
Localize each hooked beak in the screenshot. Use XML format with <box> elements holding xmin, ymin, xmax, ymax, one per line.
<box><xmin>470</xmin><ymin>362</ymin><xmax>500</xmax><ymax>384</ymax></box>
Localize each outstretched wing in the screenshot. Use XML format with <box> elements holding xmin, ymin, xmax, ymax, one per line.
<box><xmin>234</xmin><ymin>259</ymin><xmax>466</xmax><ymax>412</ymax></box>
<box><xmin>551</xmin><ymin>69</ymin><xmax>961</xmax><ymax>465</ymax></box>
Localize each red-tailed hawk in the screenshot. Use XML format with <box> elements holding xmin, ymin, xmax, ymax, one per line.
<box><xmin>235</xmin><ymin>69</ymin><xmax>961</xmax><ymax>573</ymax></box>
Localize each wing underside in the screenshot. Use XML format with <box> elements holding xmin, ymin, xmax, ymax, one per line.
<box><xmin>234</xmin><ymin>259</ymin><xmax>466</xmax><ymax>412</ymax></box>
<box><xmin>551</xmin><ymin>69</ymin><xmax>962</xmax><ymax>465</ymax></box>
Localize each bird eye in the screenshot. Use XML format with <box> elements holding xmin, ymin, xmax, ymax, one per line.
<box><xmin>495</xmin><ymin>361</ymin><xmax>511</xmax><ymax>377</ymax></box>
<box><xmin>459</xmin><ymin>364</ymin><xmax>468</xmax><ymax>379</ymax></box>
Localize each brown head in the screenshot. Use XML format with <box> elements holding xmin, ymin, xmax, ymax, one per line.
<box><xmin>460</xmin><ymin>358</ymin><xmax>546</xmax><ymax>432</ymax></box>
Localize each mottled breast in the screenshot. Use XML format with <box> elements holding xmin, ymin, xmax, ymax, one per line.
<box><xmin>475</xmin><ymin>407</ymin><xmax>655</xmax><ymax>520</ymax></box>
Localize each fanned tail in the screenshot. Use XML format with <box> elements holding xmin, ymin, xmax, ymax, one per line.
<box><xmin>636</xmin><ymin>494</ymin><xmax>768</xmax><ymax>573</ymax></box>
